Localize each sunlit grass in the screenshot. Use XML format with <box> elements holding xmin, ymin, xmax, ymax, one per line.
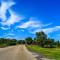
<box><xmin>27</xmin><ymin>45</ymin><xmax>60</xmax><ymax>60</ymax></box>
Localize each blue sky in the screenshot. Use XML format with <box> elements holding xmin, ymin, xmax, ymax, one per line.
<box><xmin>0</xmin><ymin>0</ymin><xmax>60</xmax><ymax>40</ymax></box>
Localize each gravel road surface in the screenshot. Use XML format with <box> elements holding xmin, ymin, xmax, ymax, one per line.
<box><xmin>0</xmin><ymin>45</ymin><xmax>37</xmax><ymax>60</ymax></box>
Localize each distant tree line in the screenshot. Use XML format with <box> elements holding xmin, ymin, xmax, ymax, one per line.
<box><xmin>0</xmin><ymin>38</ymin><xmax>26</xmax><ymax>48</ymax></box>
<box><xmin>0</xmin><ymin>38</ymin><xmax>18</xmax><ymax>47</ymax></box>
<box><xmin>25</xmin><ymin>31</ymin><xmax>60</xmax><ymax>48</ymax></box>
<box><xmin>0</xmin><ymin>31</ymin><xmax>60</xmax><ymax>48</ymax></box>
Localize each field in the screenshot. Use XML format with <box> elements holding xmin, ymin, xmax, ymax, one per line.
<box><xmin>27</xmin><ymin>45</ymin><xmax>60</xmax><ymax>60</ymax></box>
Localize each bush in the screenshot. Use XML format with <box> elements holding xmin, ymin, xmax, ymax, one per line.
<box><xmin>0</xmin><ymin>44</ymin><xmax>7</xmax><ymax>48</ymax></box>
<box><xmin>44</xmin><ymin>45</ymin><xmax>56</xmax><ymax>48</ymax></box>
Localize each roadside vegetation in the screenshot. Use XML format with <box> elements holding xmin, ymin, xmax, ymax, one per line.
<box><xmin>0</xmin><ymin>31</ymin><xmax>60</xmax><ymax>60</ymax></box>
<box><xmin>0</xmin><ymin>31</ymin><xmax>60</xmax><ymax>48</ymax></box>
<box><xmin>27</xmin><ymin>45</ymin><xmax>60</xmax><ymax>60</ymax></box>
<box><xmin>0</xmin><ymin>38</ymin><xmax>25</xmax><ymax>48</ymax></box>
<box><xmin>25</xmin><ymin>31</ymin><xmax>60</xmax><ymax>48</ymax></box>
<box><xmin>25</xmin><ymin>31</ymin><xmax>60</xmax><ymax>60</ymax></box>
<box><xmin>0</xmin><ymin>38</ymin><xmax>17</xmax><ymax>47</ymax></box>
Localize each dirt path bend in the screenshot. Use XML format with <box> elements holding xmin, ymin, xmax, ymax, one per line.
<box><xmin>0</xmin><ymin>45</ymin><xmax>37</xmax><ymax>60</ymax></box>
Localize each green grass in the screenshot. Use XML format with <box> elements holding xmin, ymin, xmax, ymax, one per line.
<box><xmin>26</xmin><ymin>45</ymin><xmax>60</xmax><ymax>60</ymax></box>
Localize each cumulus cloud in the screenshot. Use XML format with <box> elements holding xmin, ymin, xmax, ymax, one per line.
<box><xmin>0</xmin><ymin>1</ymin><xmax>15</xmax><ymax>21</ymax></box>
<box><xmin>42</xmin><ymin>23</ymin><xmax>52</xmax><ymax>27</ymax></box>
<box><xmin>17</xmin><ymin>20</ymin><xmax>40</xmax><ymax>29</ymax></box>
<box><xmin>1</xmin><ymin>10</ymin><xmax>24</xmax><ymax>26</ymax></box>
<box><xmin>17</xmin><ymin>17</ymin><xmax>42</xmax><ymax>29</ymax></box>
<box><xmin>43</xmin><ymin>26</ymin><xmax>60</xmax><ymax>34</ymax></box>
<box><xmin>0</xmin><ymin>1</ymin><xmax>25</xmax><ymax>26</ymax></box>
<box><xmin>32</xmin><ymin>26</ymin><xmax>60</xmax><ymax>34</ymax></box>
<box><xmin>17</xmin><ymin>16</ymin><xmax>52</xmax><ymax>29</ymax></box>
<box><xmin>3</xmin><ymin>33</ymin><xmax>15</xmax><ymax>39</ymax></box>
<box><xmin>17</xmin><ymin>17</ymin><xmax>52</xmax><ymax>33</ymax></box>
<box><xmin>1</xmin><ymin>27</ymin><xmax>10</xmax><ymax>30</ymax></box>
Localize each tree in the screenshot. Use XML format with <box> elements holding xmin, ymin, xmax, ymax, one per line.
<box><xmin>55</xmin><ymin>40</ymin><xmax>60</xmax><ymax>47</ymax></box>
<box><xmin>35</xmin><ymin>31</ymin><xmax>47</xmax><ymax>47</ymax></box>
<box><xmin>44</xmin><ymin>38</ymin><xmax>56</xmax><ymax>48</ymax></box>
<box><xmin>17</xmin><ymin>40</ymin><xmax>25</xmax><ymax>44</ymax></box>
<box><xmin>0</xmin><ymin>38</ymin><xmax>17</xmax><ymax>47</ymax></box>
<box><xmin>25</xmin><ymin>37</ymin><xmax>33</xmax><ymax>45</ymax></box>
<box><xmin>8</xmin><ymin>39</ymin><xmax>17</xmax><ymax>46</ymax></box>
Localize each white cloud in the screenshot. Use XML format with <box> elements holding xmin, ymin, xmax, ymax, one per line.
<box><xmin>16</xmin><ymin>17</ymin><xmax>52</xmax><ymax>34</ymax></box>
<box><xmin>42</xmin><ymin>23</ymin><xmax>52</xmax><ymax>27</ymax></box>
<box><xmin>32</xmin><ymin>26</ymin><xmax>60</xmax><ymax>34</ymax></box>
<box><xmin>1</xmin><ymin>10</ymin><xmax>24</xmax><ymax>26</ymax></box>
<box><xmin>0</xmin><ymin>1</ymin><xmax>15</xmax><ymax>21</ymax></box>
<box><xmin>43</xmin><ymin>26</ymin><xmax>60</xmax><ymax>34</ymax></box>
<box><xmin>1</xmin><ymin>27</ymin><xmax>9</xmax><ymax>30</ymax></box>
<box><xmin>17</xmin><ymin>17</ymin><xmax>42</xmax><ymax>29</ymax></box>
<box><xmin>17</xmin><ymin>20</ymin><xmax>40</xmax><ymax>29</ymax></box>
<box><xmin>0</xmin><ymin>1</ymin><xmax>25</xmax><ymax>26</ymax></box>
<box><xmin>4</xmin><ymin>33</ymin><xmax>15</xmax><ymax>38</ymax></box>
<box><xmin>17</xmin><ymin>17</ymin><xmax>52</xmax><ymax>29</ymax></box>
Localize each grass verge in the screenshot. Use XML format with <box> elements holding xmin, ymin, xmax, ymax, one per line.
<box><xmin>26</xmin><ymin>45</ymin><xmax>60</xmax><ymax>60</ymax></box>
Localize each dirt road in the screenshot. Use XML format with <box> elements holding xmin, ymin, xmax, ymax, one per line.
<box><xmin>0</xmin><ymin>45</ymin><xmax>37</xmax><ymax>60</ymax></box>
